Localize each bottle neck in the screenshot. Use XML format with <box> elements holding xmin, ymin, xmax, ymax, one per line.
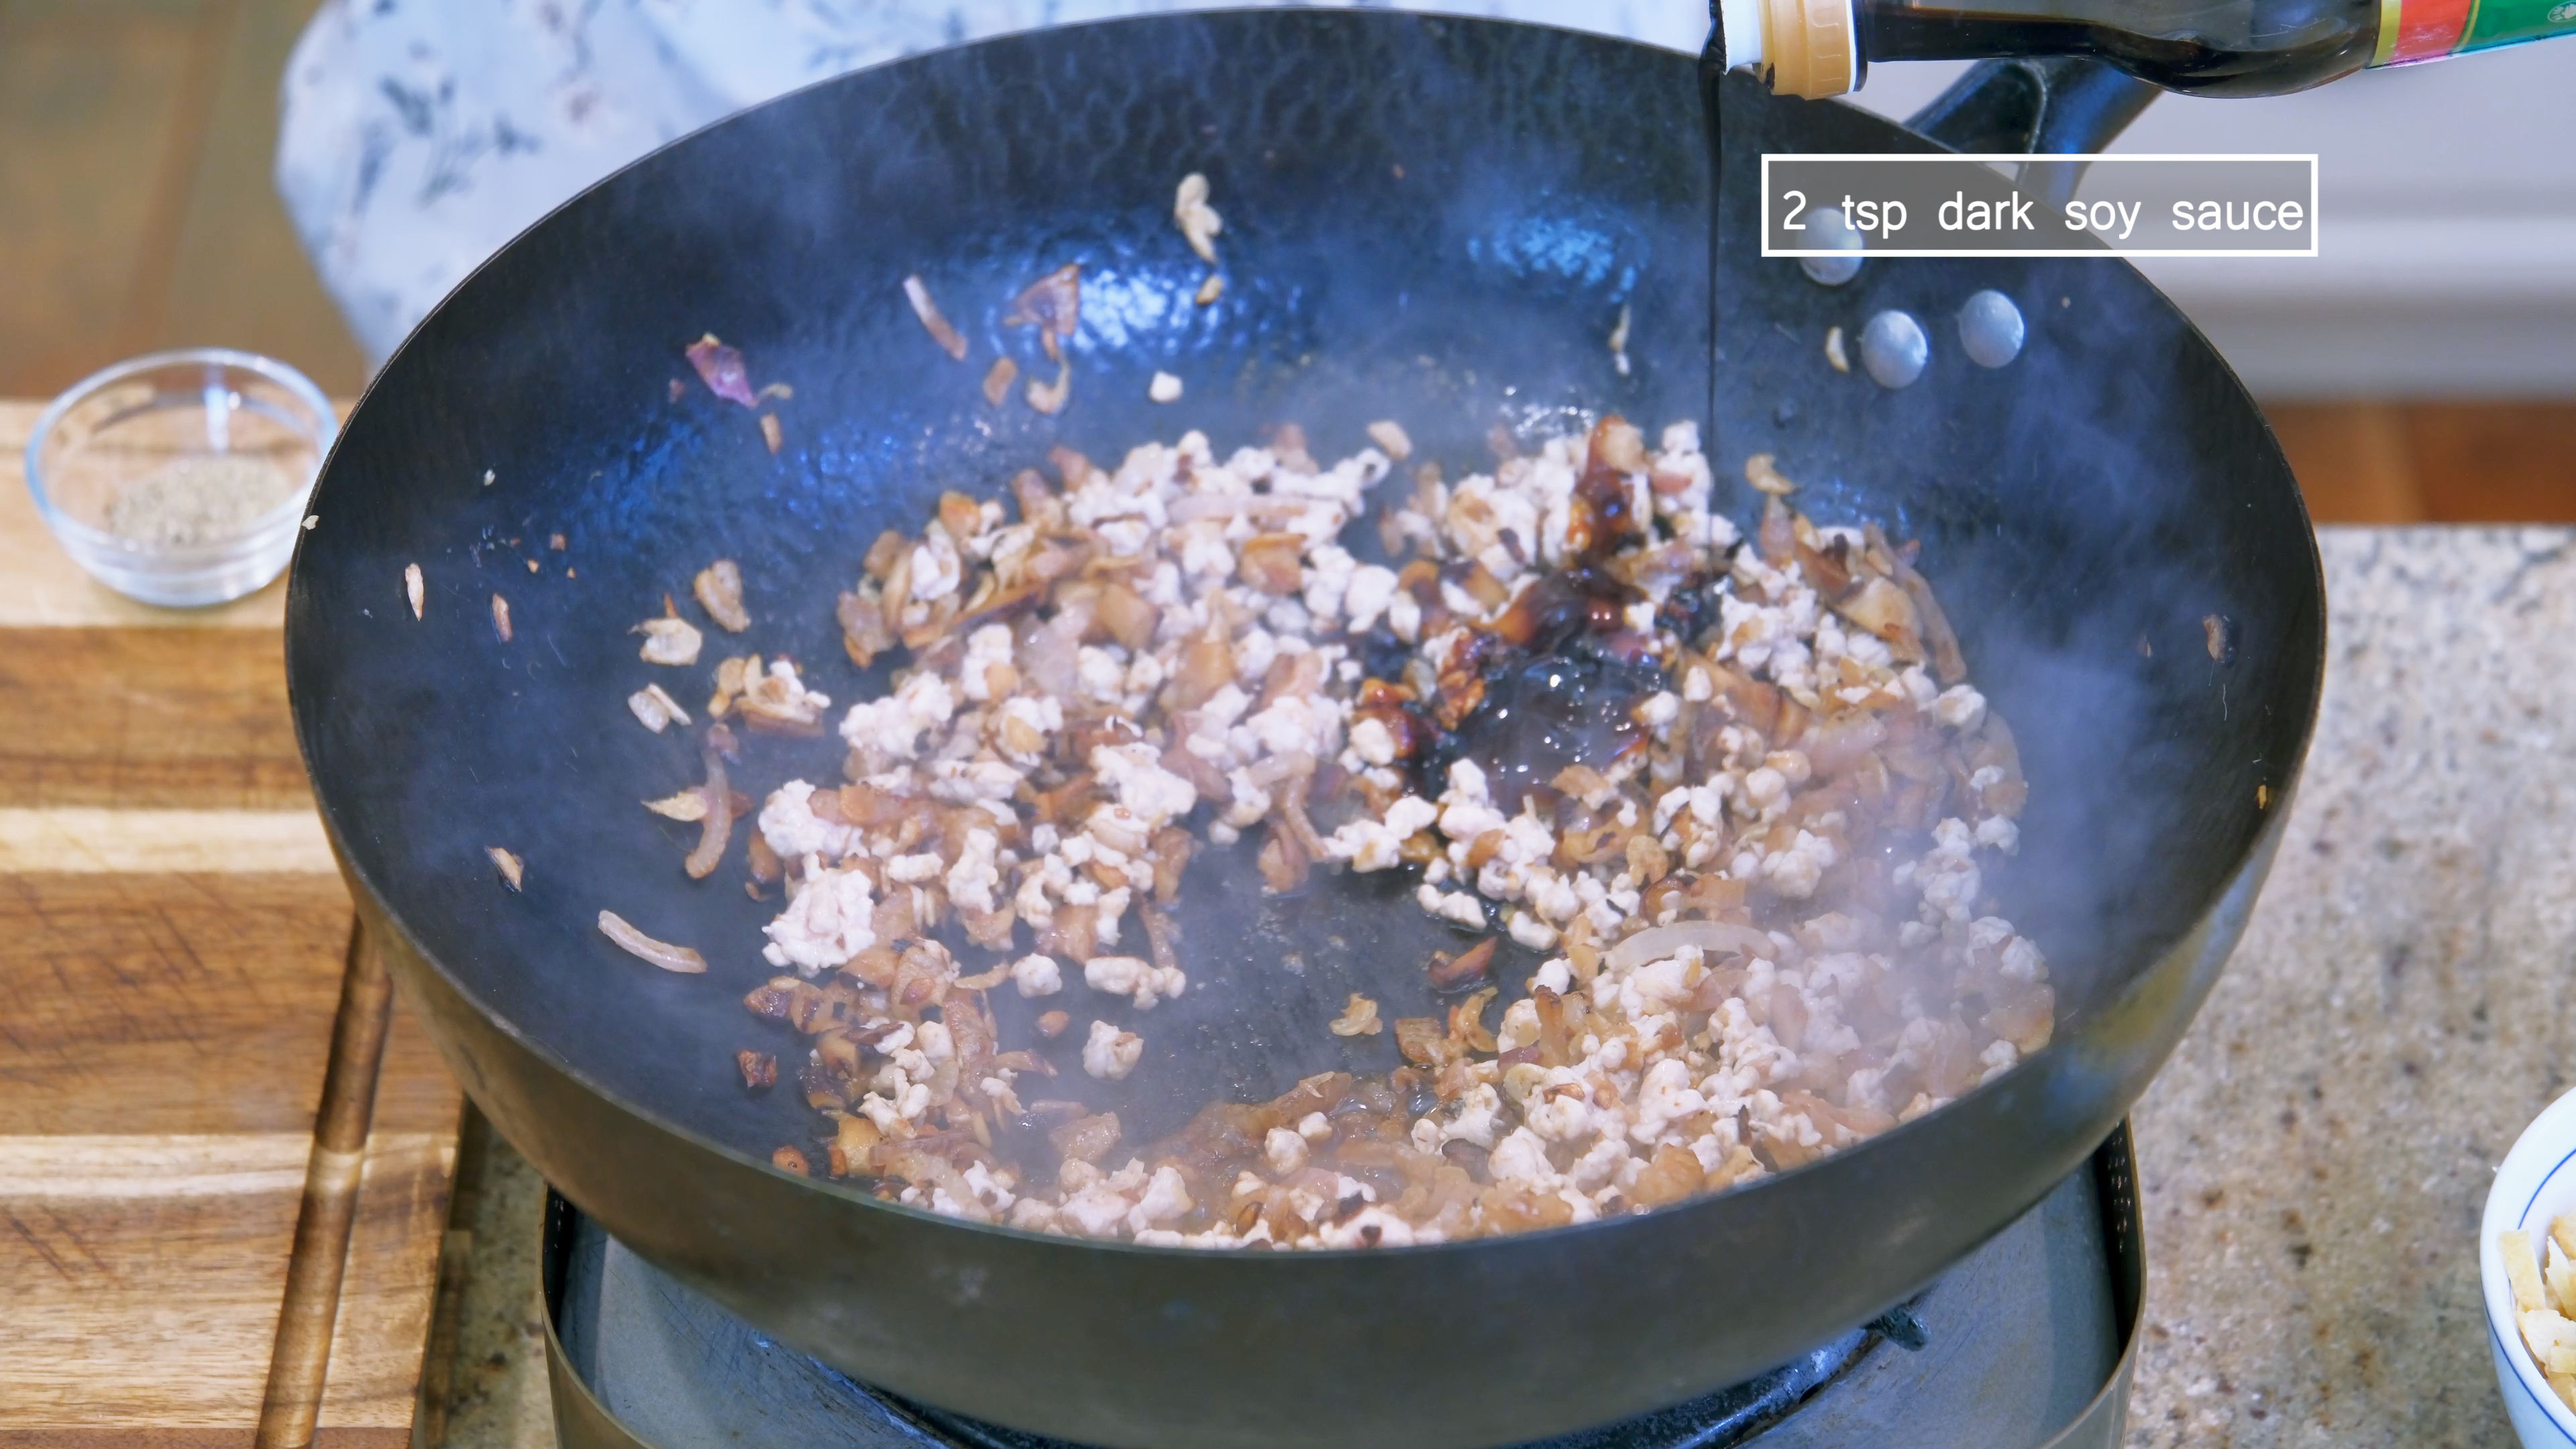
<box><xmin>1722</xmin><ymin>0</ymin><xmax>1860</xmax><ymax>99</ymax></box>
<box><xmin>1731</xmin><ymin>0</ymin><xmax>2576</xmax><ymax>101</ymax></box>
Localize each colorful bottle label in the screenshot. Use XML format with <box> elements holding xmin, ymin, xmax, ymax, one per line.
<box><xmin>2371</xmin><ymin>0</ymin><xmax>2576</xmax><ymax>65</ymax></box>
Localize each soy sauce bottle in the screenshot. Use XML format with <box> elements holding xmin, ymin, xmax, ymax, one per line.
<box><xmin>1719</xmin><ymin>0</ymin><xmax>2576</xmax><ymax>99</ymax></box>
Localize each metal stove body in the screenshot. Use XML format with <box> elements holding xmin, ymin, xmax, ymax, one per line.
<box><xmin>539</xmin><ymin>1126</ymin><xmax>2142</xmax><ymax>1449</ymax></box>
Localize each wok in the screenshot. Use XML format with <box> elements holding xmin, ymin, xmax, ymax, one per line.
<box><xmin>286</xmin><ymin>12</ymin><xmax>2322</xmax><ymax>1448</ymax></box>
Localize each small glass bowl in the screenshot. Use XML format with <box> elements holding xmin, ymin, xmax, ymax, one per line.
<box><xmin>25</xmin><ymin>349</ymin><xmax>337</xmax><ymax>608</ymax></box>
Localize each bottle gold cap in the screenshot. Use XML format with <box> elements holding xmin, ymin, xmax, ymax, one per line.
<box><xmin>1762</xmin><ymin>0</ymin><xmax>1858</xmax><ymax>99</ymax></box>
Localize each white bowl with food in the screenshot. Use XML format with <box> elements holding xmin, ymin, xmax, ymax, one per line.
<box><xmin>2483</xmin><ymin>1085</ymin><xmax>2576</xmax><ymax>1446</ymax></box>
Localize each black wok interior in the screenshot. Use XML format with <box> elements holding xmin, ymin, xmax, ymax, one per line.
<box><xmin>287</xmin><ymin>13</ymin><xmax>2320</xmax><ymax>1448</ymax></box>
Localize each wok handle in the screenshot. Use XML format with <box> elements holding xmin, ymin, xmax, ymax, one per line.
<box><xmin>1902</xmin><ymin>58</ymin><xmax>2156</xmax><ymax>211</ymax></box>
<box><xmin>1904</xmin><ymin>56</ymin><xmax>2156</xmax><ymax>176</ymax></box>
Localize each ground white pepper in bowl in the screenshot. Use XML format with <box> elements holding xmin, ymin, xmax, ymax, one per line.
<box><xmin>101</xmin><ymin>453</ymin><xmax>297</xmax><ymax>547</ymax></box>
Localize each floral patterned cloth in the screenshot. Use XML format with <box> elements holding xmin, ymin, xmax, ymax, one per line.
<box><xmin>276</xmin><ymin>0</ymin><xmax>1707</xmax><ymax>366</ymax></box>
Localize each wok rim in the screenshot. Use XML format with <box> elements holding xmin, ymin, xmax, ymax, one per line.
<box><xmin>284</xmin><ymin>5</ymin><xmax>2328</xmax><ymax>1272</ymax></box>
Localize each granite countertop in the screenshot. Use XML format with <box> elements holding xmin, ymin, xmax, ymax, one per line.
<box><xmin>421</xmin><ymin>525</ymin><xmax>2559</xmax><ymax>1448</ymax></box>
<box><xmin>2124</xmin><ymin>526</ymin><xmax>2567</xmax><ymax>1448</ymax></box>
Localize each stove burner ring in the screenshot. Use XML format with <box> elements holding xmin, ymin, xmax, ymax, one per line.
<box><xmin>885</xmin><ymin>1325</ymin><xmax>1883</xmax><ymax>1449</ymax></box>
<box><xmin>540</xmin><ymin>1132</ymin><xmax>2140</xmax><ymax>1449</ymax></box>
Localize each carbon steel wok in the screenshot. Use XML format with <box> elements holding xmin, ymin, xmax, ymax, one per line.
<box><xmin>285</xmin><ymin>12</ymin><xmax>2322</xmax><ymax>1448</ymax></box>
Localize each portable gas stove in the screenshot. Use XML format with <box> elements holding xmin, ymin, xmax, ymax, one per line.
<box><xmin>539</xmin><ymin>1126</ymin><xmax>2140</xmax><ymax>1449</ymax></box>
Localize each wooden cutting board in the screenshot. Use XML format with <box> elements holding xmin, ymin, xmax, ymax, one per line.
<box><xmin>0</xmin><ymin>400</ymin><xmax>462</xmax><ymax>1448</ymax></box>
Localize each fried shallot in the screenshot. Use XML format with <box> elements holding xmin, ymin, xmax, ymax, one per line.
<box><xmin>982</xmin><ymin>356</ymin><xmax>1019</xmax><ymax>407</ymax></box>
<box><xmin>627</xmin><ymin>683</ymin><xmax>690</xmax><ymax>733</ymax></box>
<box><xmin>902</xmin><ymin>274</ymin><xmax>969</xmax><ymax>361</ymax></box>
<box><xmin>1025</xmin><ymin>359</ymin><xmax>1072</xmax><ymax>416</ymax></box>
<box><xmin>694</xmin><ymin>559</ymin><xmax>751</xmax><ymax>633</ymax></box>
<box><xmin>597</xmin><ymin>910</ymin><xmax>706</xmax><ymax>973</ymax></box>
<box><xmin>1426</xmin><ymin>936</ymin><xmax>1498</xmax><ymax>989</ymax></box>
<box><xmin>682</xmin><ymin>739</ymin><xmax>735</xmax><ymax>879</ymax></box>
<box><xmin>637</xmin><ymin>606</ymin><xmax>702</xmax><ymax>665</ymax></box>
<box><xmin>1004</xmin><ymin>264</ymin><xmax>1081</xmax><ymax>362</ymax></box>
<box><xmin>1174</xmin><ymin>173</ymin><xmax>1223</xmax><ymax>264</ymax></box>
<box><xmin>1328</xmin><ymin>993</ymin><xmax>1383</xmax><ymax>1037</ymax></box>
<box><xmin>685</xmin><ymin>333</ymin><xmax>758</xmax><ymax>408</ymax></box>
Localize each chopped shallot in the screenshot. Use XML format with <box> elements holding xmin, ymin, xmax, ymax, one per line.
<box><xmin>1236</xmin><ymin>533</ymin><xmax>1304</xmax><ymax>594</ymax></box>
<box><xmin>902</xmin><ymin>274</ymin><xmax>969</xmax><ymax>361</ymax></box>
<box><xmin>597</xmin><ymin>910</ymin><xmax>707</xmax><ymax>973</ymax></box>
<box><xmin>1026</xmin><ymin>360</ymin><xmax>1072</xmax><ymax>416</ymax></box>
<box><xmin>644</xmin><ymin>789</ymin><xmax>708</xmax><ymax>822</ymax></box>
<box><xmin>486</xmin><ymin>847</ymin><xmax>524</xmax><ymax>891</ymax></box>
<box><xmin>682</xmin><ymin>741</ymin><xmax>734</xmax><ymax>879</ymax></box>
<box><xmin>637</xmin><ymin>610</ymin><xmax>702</xmax><ymax>666</ymax></box>
<box><xmin>1745</xmin><ymin>453</ymin><xmax>1798</xmax><ymax>496</ymax></box>
<box><xmin>405</xmin><ymin>563</ymin><xmax>423</xmax><ymax>619</ymax></box>
<box><xmin>490</xmin><ymin>593</ymin><xmax>513</xmax><ymax>642</ymax></box>
<box><xmin>1328</xmin><ymin>993</ymin><xmax>1383</xmax><ymax>1036</ymax></box>
<box><xmin>627</xmin><ymin>683</ymin><xmax>690</xmax><ymax>733</ymax></box>
<box><xmin>982</xmin><ymin>356</ymin><xmax>1018</xmax><ymax>407</ymax></box>
<box><xmin>1604</xmin><ymin>920</ymin><xmax>1777</xmax><ymax>973</ymax></box>
<box><xmin>1835</xmin><ymin>576</ymin><xmax>1922</xmax><ymax>655</ymax></box>
<box><xmin>694</xmin><ymin>559</ymin><xmax>752</xmax><ymax>633</ymax></box>
<box><xmin>1174</xmin><ymin>173</ymin><xmax>1223</xmax><ymax>264</ymax></box>
<box><xmin>724</xmin><ymin>655</ymin><xmax>831</xmax><ymax>735</ymax></box>
<box><xmin>1427</xmin><ymin>936</ymin><xmax>1497</xmax><ymax>989</ymax></box>
<box><xmin>1004</xmin><ymin>264</ymin><xmax>1081</xmax><ymax>361</ymax></box>
<box><xmin>685</xmin><ymin>333</ymin><xmax>758</xmax><ymax>408</ymax></box>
